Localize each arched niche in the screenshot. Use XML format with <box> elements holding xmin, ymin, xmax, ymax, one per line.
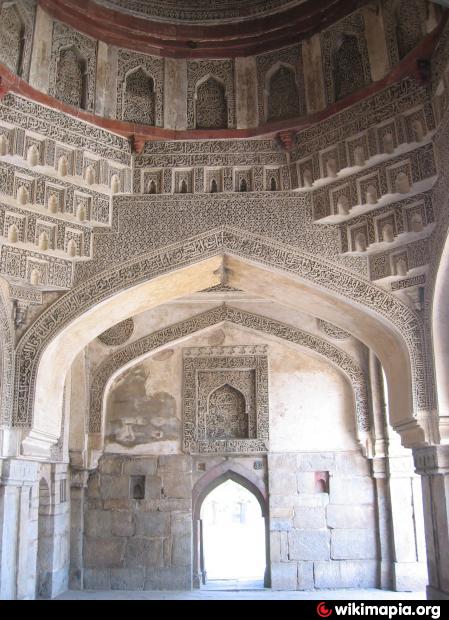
<box><xmin>333</xmin><ymin>34</ymin><xmax>365</xmax><ymax>101</ymax></box>
<box><xmin>0</xmin><ymin>3</ymin><xmax>25</xmax><ymax>76</ymax></box>
<box><xmin>54</xmin><ymin>46</ymin><xmax>88</xmax><ymax>110</ymax></box>
<box><xmin>123</xmin><ymin>67</ymin><xmax>155</xmax><ymax>125</ymax></box>
<box><xmin>15</xmin><ymin>242</ymin><xmax>426</xmax><ymax>456</ymax></box>
<box><xmin>206</xmin><ymin>383</ymin><xmax>248</xmax><ymax>440</ymax></box>
<box><xmin>192</xmin><ymin>462</ymin><xmax>270</xmax><ymax>588</ymax></box>
<box><xmin>266</xmin><ymin>63</ymin><xmax>301</xmax><ymax>123</ymax></box>
<box><xmin>195</xmin><ymin>76</ymin><xmax>228</xmax><ymax>129</ymax></box>
<box><xmin>394</xmin><ymin>0</ymin><xmax>424</xmax><ymax>59</ymax></box>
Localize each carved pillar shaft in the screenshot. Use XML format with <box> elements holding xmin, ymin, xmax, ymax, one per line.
<box><xmin>414</xmin><ymin>446</ymin><xmax>449</xmax><ymax>600</ymax></box>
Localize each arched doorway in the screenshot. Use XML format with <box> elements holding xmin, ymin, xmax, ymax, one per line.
<box><xmin>193</xmin><ymin>467</ymin><xmax>270</xmax><ymax>590</ymax></box>
<box><xmin>201</xmin><ymin>479</ymin><xmax>266</xmax><ymax>588</ymax></box>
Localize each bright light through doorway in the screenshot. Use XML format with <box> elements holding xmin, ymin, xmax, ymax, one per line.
<box><xmin>200</xmin><ymin>480</ymin><xmax>266</xmax><ymax>585</ymax></box>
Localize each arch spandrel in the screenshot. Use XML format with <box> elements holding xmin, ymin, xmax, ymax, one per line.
<box><xmin>13</xmin><ymin>229</ymin><xmax>430</xmax><ymax>454</ymax></box>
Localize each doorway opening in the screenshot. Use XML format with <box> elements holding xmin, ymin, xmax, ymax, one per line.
<box><xmin>200</xmin><ymin>479</ymin><xmax>267</xmax><ymax>590</ymax></box>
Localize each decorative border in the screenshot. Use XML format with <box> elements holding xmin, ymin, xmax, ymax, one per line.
<box><xmin>87</xmin><ymin>305</ymin><xmax>370</xmax><ymax>437</ymax></box>
<box><xmin>182</xmin><ymin>344</ymin><xmax>269</xmax><ymax>454</ymax></box>
<box><xmin>0</xmin><ymin>288</ymin><xmax>14</xmax><ymax>425</ymax></box>
<box><xmin>13</xmin><ymin>227</ymin><xmax>426</xmax><ymax>429</ymax></box>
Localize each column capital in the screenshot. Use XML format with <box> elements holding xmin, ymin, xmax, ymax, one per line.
<box><xmin>413</xmin><ymin>445</ymin><xmax>449</xmax><ymax>475</ymax></box>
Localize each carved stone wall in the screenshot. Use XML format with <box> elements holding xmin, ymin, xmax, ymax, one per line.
<box><xmin>49</xmin><ymin>22</ymin><xmax>98</xmax><ymax>112</ymax></box>
<box><xmin>382</xmin><ymin>0</ymin><xmax>427</xmax><ymax>67</ymax></box>
<box><xmin>256</xmin><ymin>45</ymin><xmax>305</xmax><ymax>123</ymax></box>
<box><xmin>116</xmin><ymin>51</ymin><xmax>164</xmax><ymax>126</ymax></box>
<box><xmin>321</xmin><ymin>11</ymin><xmax>371</xmax><ymax>104</ymax></box>
<box><xmin>182</xmin><ymin>344</ymin><xmax>269</xmax><ymax>454</ymax></box>
<box><xmin>187</xmin><ymin>60</ymin><xmax>236</xmax><ymax>129</ymax></box>
<box><xmin>0</xmin><ymin>0</ymin><xmax>35</xmax><ymax>79</ymax></box>
<box><xmin>0</xmin><ymin>289</ymin><xmax>14</xmax><ymax>425</ymax></box>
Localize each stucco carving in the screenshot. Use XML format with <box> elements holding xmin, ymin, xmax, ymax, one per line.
<box><xmin>187</xmin><ymin>60</ymin><xmax>236</xmax><ymax>129</ymax></box>
<box><xmin>48</xmin><ymin>22</ymin><xmax>98</xmax><ymax>112</ymax></box>
<box><xmin>183</xmin><ymin>344</ymin><xmax>269</xmax><ymax>453</ymax></box>
<box><xmin>97</xmin><ymin>318</ymin><xmax>134</xmax><ymax>347</ymax></box>
<box><xmin>88</xmin><ymin>305</ymin><xmax>370</xmax><ymax>437</ymax></box>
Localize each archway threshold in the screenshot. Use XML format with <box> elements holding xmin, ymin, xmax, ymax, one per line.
<box><xmin>55</xmin><ymin>590</ymin><xmax>426</xmax><ymax>600</ymax></box>
<box><xmin>202</xmin><ymin>578</ymin><xmax>265</xmax><ymax>591</ymax></box>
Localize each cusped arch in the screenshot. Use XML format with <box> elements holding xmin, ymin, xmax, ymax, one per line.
<box><xmin>13</xmin><ymin>229</ymin><xmax>427</xmax><ymax>454</ymax></box>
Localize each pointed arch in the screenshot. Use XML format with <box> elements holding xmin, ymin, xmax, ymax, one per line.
<box><xmin>13</xmin><ymin>230</ymin><xmax>428</xmax><ymax>455</ymax></box>
<box><xmin>266</xmin><ymin>63</ymin><xmax>301</xmax><ymax>122</ymax></box>
<box><xmin>195</xmin><ymin>75</ymin><xmax>228</xmax><ymax>129</ymax></box>
<box><xmin>123</xmin><ymin>66</ymin><xmax>155</xmax><ymax>125</ymax></box>
<box><xmin>55</xmin><ymin>46</ymin><xmax>88</xmax><ymax>109</ymax></box>
<box><xmin>333</xmin><ymin>34</ymin><xmax>365</xmax><ymax>101</ymax></box>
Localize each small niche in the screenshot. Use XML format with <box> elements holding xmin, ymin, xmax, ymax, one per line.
<box><xmin>197</xmin><ymin>462</ymin><xmax>207</xmax><ymax>472</ymax></box>
<box><xmin>130</xmin><ymin>475</ymin><xmax>145</xmax><ymax>500</ymax></box>
<box><xmin>314</xmin><ymin>471</ymin><xmax>329</xmax><ymax>494</ymax></box>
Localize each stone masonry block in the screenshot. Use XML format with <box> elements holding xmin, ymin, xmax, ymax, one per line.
<box><xmin>110</xmin><ymin>568</ymin><xmax>145</xmax><ymax>590</ymax></box>
<box><xmin>100</xmin><ymin>475</ymin><xmax>130</xmax><ymax>500</ymax></box>
<box><xmin>294</xmin><ymin>506</ymin><xmax>326</xmax><ymax>529</ymax></box>
<box><xmin>288</xmin><ymin>529</ymin><xmax>330</xmax><ymax>561</ymax></box>
<box><xmin>270</xmin><ymin>472</ymin><xmax>297</xmax><ymax>496</ymax></box>
<box><xmin>83</xmin><ymin>569</ymin><xmax>111</xmax><ymax>590</ymax></box>
<box><xmin>334</xmin><ymin>452</ymin><xmax>371</xmax><ymax>476</ymax></box>
<box><xmin>111</xmin><ymin>511</ymin><xmax>135</xmax><ymax>537</ymax></box>
<box><xmin>125</xmin><ymin>538</ymin><xmax>164</xmax><ymax>568</ymax></box>
<box><xmin>331</xmin><ymin>529</ymin><xmax>377</xmax><ymax>560</ymax></box>
<box><xmin>314</xmin><ymin>560</ymin><xmax>377</xmax><ymax>588</ymax></box>
<box><xmin>326</xmin><ymin>504</ymin><xmax>375</xmax><ymax>529</ymax></box>
<box><xmin>329</xmin><ymin>477</ymin><xmax>374</xmax><ymax>505</ymax></box>
<box><xmin>135</xmin><ymin>511</ymin><xmax>170</xmax><ymax>538</ymax></box>
<box><xmin>158</xmin><ymin>455</ymin><xmax>192</xmax><ymax>473</ymax></box>
<box><xmin>171</xmin><ymin>534</ymin><xmax>191</xmax><ymax>567</ymax></box>
<box><xmin>297</xmin><ymin>453</ymin><xmax>335</xmax><ymax>472</ymax></box>
<box><xmin>144</xmin><ymin>566</ymin><xmax>192</xmax><ymax>590</ymax></box>
<box><xmin>268</xmin><ymin>453</ymin><xmax>297</xmax><ymax>471</ymax></box>
<box><xmin>271</xmin><ymin>562</ymin><xmax>298</xmax><ymax>590</ymax></box>
<box><xmin>297</xmin><ymin>472</ymin><xmax>316</xmax><ymax>494</ymax></box>
<box><xmin>84</xmin><ymin>539</ymin><xmax>125</xmax><ymax>568</ymax></box>
<box><xmin>85</xmin><ymin>510</ymin><xmax>112</xmax><ymax>538</ymax></box>
<box><xmin>122</xmin><ymin>458</ymin><xmax>158</xmax><ymax>476</ymax></box>
<box><xmin>162</xmin><ymin>473</ymin><xmax>191</xmax><ymax>499</ymax></box>
<box><xmin>298</xmin><ymin>561</ymin><xmax>315</xmax><ymax>590</ymax></box>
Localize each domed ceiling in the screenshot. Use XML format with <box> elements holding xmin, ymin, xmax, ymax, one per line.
<box><xmin>94</xmin><ymin>0</ymin><xmax>306</xmax><ymax>24</ymax></box>
<box><xmin>40</xmin><ymin>0</ymin><xmax>369</xmax><ymax>57</ymax></box>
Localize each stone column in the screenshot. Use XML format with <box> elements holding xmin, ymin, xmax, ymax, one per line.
<box><xmin>69</xmin><ymin>469</ymin><xmax>89</xmax><ymax>590</ymax></box>
<box><xmin>414</xmin><ymin>445</ymin><xmax>449</xmax><ymax>599</ymax></box>
<box><xmin>0</xmin><ymin>458</ymin><xmax>39</xmax><ymax>600</ymax></box>
<box><xmin>369</xmin><ymin>352</ymin><xmax>394</xmax><ymax>589</ymax></box>
<box><xmin>369</xmin><ymin>352</ymin><xmax>426</xmax><ymax>591</ymax></box>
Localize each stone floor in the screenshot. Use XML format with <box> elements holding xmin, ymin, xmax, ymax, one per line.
<box><xmin>55</xmin><ymin>589</ymin><xmax>426</xmax><ymax>600</ymax></box>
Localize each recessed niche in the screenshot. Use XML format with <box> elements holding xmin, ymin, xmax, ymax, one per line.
<box><xmin>315</xmin><ymin>471</ymin><xmax>329</xmax><ymax>494</ymax></box>
<box><xmin>130</xmin><ymin>475</ymin><xmax>145</xmax><ymax>500</ymax></box>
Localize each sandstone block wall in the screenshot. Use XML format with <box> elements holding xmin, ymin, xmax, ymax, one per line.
<box><xmin>83</xmin><ymin>455</ymin><xmax>192</xmax><ymax>590</ymax></box>
<box><xmin>269</xmin><ymin>450</ymin><xmax>378</xmax><ymax>591</ymax></box>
